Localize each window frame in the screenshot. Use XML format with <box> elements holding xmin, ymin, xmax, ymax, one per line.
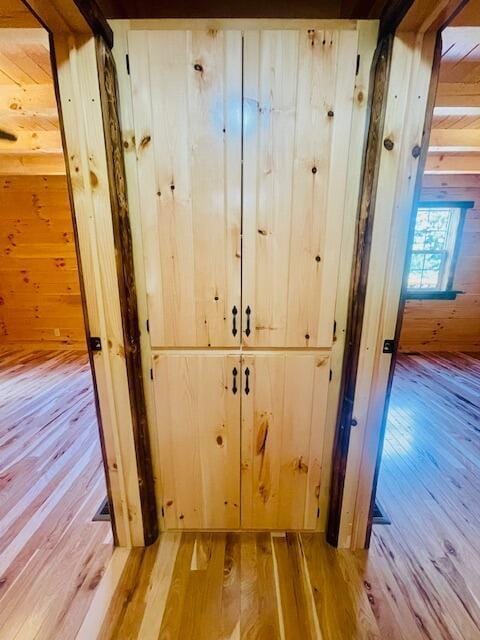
<box><xmin>405</xmin><ymin>200</ymin><xmax>473</xmax><ymax>300</ymax></box>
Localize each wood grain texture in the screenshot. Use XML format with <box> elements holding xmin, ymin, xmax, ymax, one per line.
<box><xmin>21</xmin><ymin>0</ymin><xmax>113</xmax><ymax>48</ymax></box>
<box><xmin>77</xmin><ymin>352</ymin><xmax>480</xmax><ymax>639</ymax></box>
<box><xmin>0</xmin><ymin>29</ymin><xmax>64</xmax><ymax>175</ymax></box>
<box><xmin>242</xmin><ymin>27</ymin><xmax>359</xmax><ymax>348</ymax></box>
<box><xmin>153</xmin><ymin>353</ymin><xmax>241</xmax><ymax>529</ymax></box>
<box><xmin>426</xmin><ymin>27</ymin><xmax>480</xmax><ymax>171</ymax></box>
<box><xmin>241</xmin><ymin>353</ymin><xmax>330</xmax><ymax>530</ymax></box>
<box><xmin>337</xmin><ymin>30</ymin><xmax>439</xmax><ymax>549</ymax></box>
<box><xmin>0</xmin><ymin>0</ymin><xmax>41</xmax><ymax>28</ymax></box>
<box><xmin>54</xmin><ymin>32</ymin><xmax>146</xmax><ymax>546</ymax></box>
<box><xmin>109</xmin><ymin>20</ymin><xmax>165</xmax><ymax>532</ymax></box>
<box><xmin>0</xmin><ymin>175</ymin><xmax>85</xmax><ymax>350</ymax></box>
<box><xmin>96</xmin><ymin>37</ymin><xmax>158</xmax><ymax>545</ymax></box>
<box><xmin>318</xmin><ymin>20</ymin><xmax>379</xmax><ymax>533</ymax></box>
<box><xmin>0</xmin><ymin>349</ymin><xmax>113</xmax><ymax>639</ymax></box>
<box><xmin>327</xmin><ymin>34</ymin><xmax>392</xmax><ymax>546</ymax></box>
<box><xmin>400</xmin><ymin>175</ymin><xmax>480</xmax><ymax>352</ymax></box>
<box><xmin>119</xmin><ymin>21</ymin><xmax>376</xmax><ymax>533</ymax></box>
<box><xmin>128</xmin><ymin>28</ymin><xmax>242</xmax><ymax>349</ymax></box>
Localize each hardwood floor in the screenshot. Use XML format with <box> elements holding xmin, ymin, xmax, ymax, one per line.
<box><xmin>2</xmin><ymin>351</ymin><xmax>479</xmax><ymax>638</ymax></box>
<box><xmin>0</xmin><ymin>349</ymin><xmax>112</xmax><ymax>639</ymax></box>
<box><xmin>78</xmin><ymin>352</ymin><xmax>480</xmax><ymax>640</ymax></box>
<box><xmin>373</xmin><ymin>351</ymin><xmax>480</xmax><ymax>640</ymax></box>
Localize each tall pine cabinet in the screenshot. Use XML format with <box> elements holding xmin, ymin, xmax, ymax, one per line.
<box><xmin>120</xmin><ymin>20</ymin><xmax>377</xmax><ymax>530</ymax></box>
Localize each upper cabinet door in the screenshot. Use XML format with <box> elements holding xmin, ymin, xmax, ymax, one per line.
<box><xmin>128</xmin><ymin>30</ymin><xmax>242</xmax><ymax>348</ymax></box>
<box><xmin>242</xmin><ymin>28</ymin><xmax>359</xmax><ymax>348</ymax></box>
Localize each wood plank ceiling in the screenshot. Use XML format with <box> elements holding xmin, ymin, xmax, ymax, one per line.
<box><xmin>0</xmin><ymin>2</ymin><xmax>64</xmax><ymax>176</ymax></box>
<box><xmin>427</xmin><ymin>17</ymin><xmax>480</xmax><ymax>174</ymax></box>
<box><xmin>2</xmin><ymin>0</ymin><xmax>479</xmax><ymax>176</ymax></box>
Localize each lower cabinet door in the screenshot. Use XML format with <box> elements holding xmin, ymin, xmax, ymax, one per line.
<box><xmin>241</xmin><ymin>352</ymin><xmax>330</xmax><ymax>530</ymax></box>
<box><xmin>153</xmin><ymin>353</ymin><xmax>241</xmax><ymax>529</ymax></box>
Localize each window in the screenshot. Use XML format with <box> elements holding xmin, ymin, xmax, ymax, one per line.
<box><xmin>406</xmin><ymin>201</ymin><xmax>472</xmax><ymax>300</ymax></box>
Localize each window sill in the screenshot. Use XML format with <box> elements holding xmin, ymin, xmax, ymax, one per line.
<box><xmin>405</xmin><ymin>290</ymin><xmax>463</xmax><ymax>300</ymax></box>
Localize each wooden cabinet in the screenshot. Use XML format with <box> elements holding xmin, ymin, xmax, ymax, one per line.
<box><xmin>128</xmin><ymin>30</ymin><xmax>242</xmax><ymax>348</ymax></box>
<box><xmin>241</xmin><ymin>353</ymin><xmax>330</xmax><ymax>529</ymax></box>
<box><xmin>153</xmin><ymin>353</ymin><xmax>241</xmax><ymax>529</ymax></box>
<box><xmin>129</xmin><ymin>26</ymin><xmax>360</xmax><ymax>350</ymax></box>
<box><xmin>153</xmin><ymin>351</ymin><xmax>331</xmax><ymax>530</ymax></box>
<box><xmin>124</xmin><ymin>22</ymin><xmax>374</xmax><ymax>531</ymax></box>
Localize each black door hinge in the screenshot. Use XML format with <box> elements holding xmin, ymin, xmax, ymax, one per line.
<box><xmin>333</xmin><ymin>320</ymin><xmax>337</xmax><ymax>340</ymax></box>
<box><xmin>356</xmin><ymin>54</ymin><xmax>360</xmax><ymax>75</ymax></box>
<box><xmin>317</xmin><ymin>507</ymin><xmax>320</xmax><ymax>518</ymax></box>
<box><xmin>126</xmin><ymin>53</ymin><xmax>130</xmax><ymax>75</ymax></box>
<box><xmin>161</xmin><ymin>506</ymin><xmax>165</xmax><ymax>518</ymax></box>
<box><xmin>146</xmin><ymin>318</ymin><xmax>150</xmax><ymax>333</ymax></box>
<box><xmin>383</xmin><ymin>339</ymin><xmax>395</xmax><ymax>354</ymax></box>
<box><xmin>89</xmin><ymin>336</ymin><xmax>102</xmax><ymax>351</ymax></box>
<box><xmin>329</xmin><ymin>369</ymin><xmax>333</xmax><ymax>381</ymax></box>
<box><xmin>150</xmin><ymin>368</ymin><xmax>153</xmax><ymax>380</ymax></box>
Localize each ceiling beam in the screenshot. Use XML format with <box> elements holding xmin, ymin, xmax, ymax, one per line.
<box><xmin>0</xmin><ymin>129</ymin><xmax>61</xmax><ymax>153</ymax></box>
<box><xmin>429</xmin><ymin>129</ymin><xmax>480</xmax><ymax>152</ymax></box>
<box><xmin>434</xmin><ymin>105</ymin><xmax>480</xmax><ymax>116</ymax></box>
<box><xmin>436</xmin><ymin>82</ymin><xmax>480</xmax><ymax>108</ymax></box>
<box><xmin>0</xmin><ymin>84</ymin><xmax>57</xmax><ymax>111</ymax></box>
<box><xmin>0</xmin><ymin>28</ymin><xmax>48</xmax><ymax>45</ymax></box>
<box><xmin>0</xmin><ymin>152</ymin><xmax>65</xmax><ymax>174</ymax></box>
<box><xmin>425</xmin><ymin>153</ymin><xmax>480</xmax><ymax>173</ymax></box>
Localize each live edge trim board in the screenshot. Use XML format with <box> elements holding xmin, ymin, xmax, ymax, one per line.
<box><xmin>327</xmin><ymin>32</ymin><xmax>393</xmax><ymax>548</ymax></box>
<box><xmin>51</xmin><ymin>33</ymin><xmax>150</xmax><ymax>547</ymax></box>
<box><xmin>336</xmin><ymin>29</ymin><xmax>441</xmax><ymax>549</ymax></box>
<box><xmin>95</xmin><ymin>37</ymin><xmax>158</xmax><ymax>544</ymax></box>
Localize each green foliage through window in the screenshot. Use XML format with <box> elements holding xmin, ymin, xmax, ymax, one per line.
<box><xmin>407</xmin><ymin>206</ymin><xmax>460</xmax><ymax>291</ymax></box>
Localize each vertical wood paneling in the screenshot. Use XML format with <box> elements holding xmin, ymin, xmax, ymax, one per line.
<box><xmin>153</xmin><ymin>353</ymin><xmax>241</xmax><ymax>529</ymax></box>
<box><xmin>241</xmin><ymin>353</ymin><xmax>330</xmax><ymax>529</ymax></box>
<box><xmin>96</xmin><ymin>38</ymin><xmax>158</xmax><ymax>544</ymax></box>
<box><xmin>54</xmin><ymin>34</ymin><xmax>145</xmax><ymax>546</ymax></box>
<box><xmin>118</xmin><ymin>21</ymin><xmax>375</xmax><ymax>533</ymax></box>
<box><xmin>318</xmin><ymin>21</ymin><xmax>379</xmax><ymax>531</ymax></box>
<box><xmin>338</xmin><ymin>31</ymin><xmax>439</xmax><ymax>549</ymax></box>
<box><xmin>242</xmin><ymin>28</ymin><xmax>359</xmax><ymax>348</ymax></box>
<box><xmin>128</xmin><ymin>29</ymin><xmax>242</xmax><ymax>348</ymax></box>
<box><xmin>400</xmin><ymin>175</ymin><xmax>480</xmax><ymax>352</ymax></box>
<box><xmin>110</xmin><ymin>20</ymin><xmax>166</xmax><ymax>531</ymax></box>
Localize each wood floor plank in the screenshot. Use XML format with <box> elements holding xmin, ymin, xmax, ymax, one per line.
<box><xmin>240</xmin><ymin>532</ymin><xmax>281</xmax><ymax>640</ymax></box>
<box><xmin>79</xmin><ymin>352</ymin><xmax>480</xmax><ymax>640</ymax></box>
<box><xmin>0</xmin><ymin>348</ymin><xmax>112</xmax><ymax>639</ymax></box>
<box><xmin>271</xmin><ymin>532</ymin><xmax>319</xmax><ymax>639</ymax></box>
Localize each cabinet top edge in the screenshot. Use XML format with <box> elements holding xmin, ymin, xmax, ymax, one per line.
<box><xmin>151</xmin><ymin>349</ymin><xmax>333</xmax><ymax>357</ymax></box>
<box><xmin>110</xmin><ymin>18</ymin><xmax>369</xmax><ymax>32</ymax></box>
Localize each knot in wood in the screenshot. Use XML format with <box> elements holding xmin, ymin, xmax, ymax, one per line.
<box><xmin>383</xmin><ymin>138</ymin><xmax>394</xmax><ymax>151</ymax></box>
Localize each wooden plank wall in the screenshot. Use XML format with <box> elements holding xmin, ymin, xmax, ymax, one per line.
<box><xmin>0</xmin><ymin>174</ymin><xmax>86</xmax><ymax>350</ymax></box>
<box><xmin>399</xmin><ymin>174</ymin><xmax>480</xmax><ymax>352</ymax></box>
